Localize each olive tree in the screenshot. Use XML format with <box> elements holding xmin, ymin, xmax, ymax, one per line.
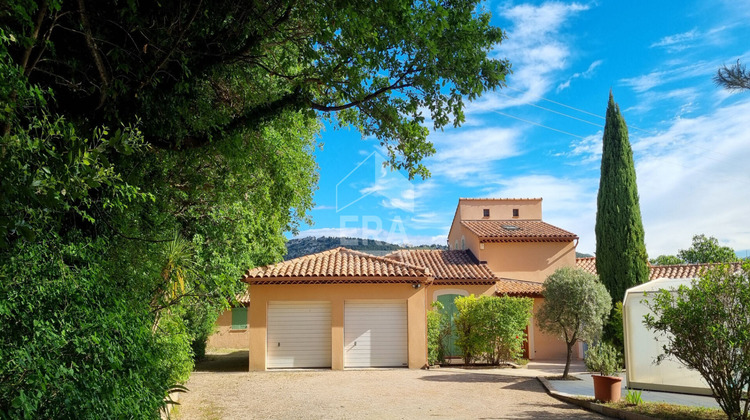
<box><xmin>644</xmin><ymin>263</ymin><xmax>750</xmax><ymax>420</ymax></box>
<box><xmin>537</xmin><ymin>267</ymin><xmax>612</xmax><ymax>379</ymax></box>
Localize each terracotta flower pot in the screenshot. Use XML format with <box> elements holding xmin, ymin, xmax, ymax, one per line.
<box><xmin>592</xmin><ymin>375</ymin><xmax>623</xmax><ymax>402</ymax></box>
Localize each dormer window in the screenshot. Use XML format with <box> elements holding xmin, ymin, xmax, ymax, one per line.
<box><xmin>483</xmin><ymin>209</ymin><xmax>490</xmax><ymax>217</ymax></box>
<box><xmin>512</xmin><ymin>208</ymin><xmax>519</xmax><ymax>217</ymax></box>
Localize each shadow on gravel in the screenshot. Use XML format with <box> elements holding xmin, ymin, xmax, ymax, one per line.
<box><xmin>419</xmin><ymin>372</ymin><xmax>523</xmax><ymax>384</ymax></box>
<box><xmin>194</xmin><ymin>351</ymin><xmax>248</xmax><ymax>372</ymax></box>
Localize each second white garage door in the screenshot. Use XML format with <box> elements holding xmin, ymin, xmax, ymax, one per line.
<box><xmin>267</xmin><ymin>301</ymin><xmax>331</xmax><ymax>368</ymax></box>
<box><xmin>344</xmin><ymin>301</ymin><xmax>408</xmax><ymax>368</ymax></box>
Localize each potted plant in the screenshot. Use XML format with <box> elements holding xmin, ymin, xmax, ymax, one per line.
<box><xmin>585</xmin><ymin>342</ymin><xmax>623</xmax><ymax>402</ymax></box>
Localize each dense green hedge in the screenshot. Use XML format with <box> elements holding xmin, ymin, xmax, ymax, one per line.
<box><xmin>0</xmin><ymin>236</ymin><xmax>188</xmax><ymax>419</ymax></box>
<box><xmin>453</xmin><ymin>295</ymin><xmax>533</xmax><ymax>365</ymax></box>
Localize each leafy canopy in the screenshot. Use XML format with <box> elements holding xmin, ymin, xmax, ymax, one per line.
<box><xmin>3</xmin><ymin>0</ymin><xmax>510</xmax><ymax>179</ymax></box>
<box><xmin>644</xmin><ymin>263</ymin><xmax>750</xmax><ymax>420</ymax></box>
<box><xmin>0</xmin><ymin>1</ymin><xmax>511</xmax><ymax>417</ymax></box>
<box><xmin>678</xmin><ymin>234</ymin><xmax>738</xmax><ymax>264</ymax></box>
<box><xmin>537</xmin><ymin>267</ymin><xmax>612</xmax><ymax>379</ymax></box>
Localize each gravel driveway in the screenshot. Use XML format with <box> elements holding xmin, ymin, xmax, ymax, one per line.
<box><xmin>174</xmin><ymin>351</ymin><xmax>604</xmax><ymax>420</ymax></box>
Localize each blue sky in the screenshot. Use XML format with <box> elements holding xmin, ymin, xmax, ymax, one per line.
<box><xmin>295</xmin><ymin>0</ymin><xmax>750</xmax><ymax>257</ymax></box>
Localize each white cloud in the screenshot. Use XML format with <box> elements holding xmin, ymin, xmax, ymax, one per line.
<box><xmin>650</xmin><ymin>26</ymin><xmax>730</xmax><ymax>53</ymax></box>
<box><xmin>566</xmin><ymin>131</ymin><xmax>602</xmax><ymax>165</ymax></box>
<box><xmin>427</xmin><ymin>126</ymin><xmax>521</xmax><ymax>180</ymax></box>
<box><xmin>634</xmin><ymin>98</ymin><xmax>750</xmax><ymax>255</ymax></box>
<box><xmin>468</xmin><ymin>2</ymin><xmax>589</xmax><ymax>113</ymax></box>
<box><xmin>623</xmin><ymin>87</ymin><xmax>700</xmax><ymax>115</ymax></box>
<box><xmin>486</xmin><ymin>174</ymin><xmax>598</xmax><ymax>252</ymax></box>
<box><xmin>650</xmin><ymin>29</ymin><xmax>701</xmax><ymax>52</ymax></box>
<box><xmin>557</xmin><ymin>60</ymin><xmax>603</xmax><ymax>92</ymax></box>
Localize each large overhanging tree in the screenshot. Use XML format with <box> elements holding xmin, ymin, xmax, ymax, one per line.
<box><xmin>0</xmin><ymin>1</ymin><xmax>511</xmax><ymax>417</ymax></box>
<box><xmin>3</xmin><ymin>0</ymin><xmax>509</xmax><ymax>179</ymax></box>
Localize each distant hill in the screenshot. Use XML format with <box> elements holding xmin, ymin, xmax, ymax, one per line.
<box><xmin>285</xmin><ymin>236</ymin><xmax>447</xmax><ymax>260</ymax></box>
<box><xmin>576</xmin><ymin>252</ymin><xmax>593</xmax><ymax>258</ymax></box>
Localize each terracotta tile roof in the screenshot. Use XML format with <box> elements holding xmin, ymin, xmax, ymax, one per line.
<box><xmin>648</xmin><ymin>262</ymin><xmax>743</xmax><ymax>281</ymax></box>
<box><xmin>576</xmin><ymin>257</ymin><xmax>597</xmax><ymax>275</ymax></box>
<box><xmin>461</xmin><ymin>220</ymin><xmax>578</xmax><ymax>242</ymax></box>
<box><xmin>235</xmin><ymin>290</ymin><xmax>251</xmax><ymax>305</ymax></box>
<box><xmin>242</xmin><ymin>247</ymin><xmax>430</xmax><ymax>285</ymax></box>
<box><xmin>495</xmin><ymin>278</ymin><xmax>544</xmax><ymax>296</ymax></box>
<box><xmin>576</xmin><ymin>257</ymin><xmax>744</xmax><ymax>281</ymax></box>
<box><xmin>384</xmin><ymin>250</ymin><xmax>497</xmax><ymax>284</ymax></box>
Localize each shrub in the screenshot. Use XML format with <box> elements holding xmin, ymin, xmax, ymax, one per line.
<box><xmin>427</xmin><ymin>307</ymin><xmax>443</xmax><ymax>366</ymax></box>
<box><xmin>603</xmin><ymin>302</ymin><xmax>624</xmax><ymax>362</ymax></box>
<box><xmin>644</xmin><ymin>263</ymin><xmax>750</xmax><ymax>420</ymax></box>
<box><xmin>0</xmin><ymin>236</ymin><xmax>187</xmax><ymax>419</ymax></box>
<box><xmin>585</xmin><ymin>342</ymin><xmax>621</xmax><ymax>376</ymax></box>
<box><xmin>453</xmin><ymin>295</ymin><xmax>533</xmax><ymax>365</ymax></box>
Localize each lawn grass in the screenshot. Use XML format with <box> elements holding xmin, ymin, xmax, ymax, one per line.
<box><xmin>605</xmin><ymin>401</ymin><xmax>725</xmax><ymax>420</ymax></box>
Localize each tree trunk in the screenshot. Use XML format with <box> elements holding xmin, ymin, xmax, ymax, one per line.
<box><xmin>563</xmin><ymin>341</ymin><xmax>574</xmax><ymax>379</ymax></box>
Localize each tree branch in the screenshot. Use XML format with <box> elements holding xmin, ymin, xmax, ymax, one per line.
<box><xmin>715</xmin><ymin>60</ymin><xmax>750</xmax><ymax>91</ymax></box>
<box><xmin>137</xmin><ymin>0</ymin><xmax>203</xmax><ymax>92</ymax></box>
<box><xmin>77</xmin><ymin>0</ymin><xmax>110</xmax><ymax>108</ymax></box>
<box><xmin>20</xmin><ymin>0</ymin><xmax>48</xmax><ymax>73</ymax></box>
<box><xmin>310</xmin><ymin>83</ymin><xmax>413</xmax><ymax>112</ymax></box>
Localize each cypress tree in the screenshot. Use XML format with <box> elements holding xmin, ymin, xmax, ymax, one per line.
<box><xmin>595</xmin><ymin>92</ymin><xmax>649</xmax><ymax>305</ymax></box>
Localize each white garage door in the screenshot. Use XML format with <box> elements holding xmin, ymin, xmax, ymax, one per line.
<box><xmin>344</xmin><ymin>301</ymin><xmax>408</xmax><ymax>368</ymax></box>
<box><xmin>267</xmin><ymin>301</ymin><xmax>331</xmax><ymax>368</ymax></box>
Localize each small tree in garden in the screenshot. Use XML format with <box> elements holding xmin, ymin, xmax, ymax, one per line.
<box><xmin>537</xmin><ymin>267</ymin><xmax>612</xmax><ymax>379</ymax></box>
<box><xmin>453</xmin><ymin>295</ymin><xmax>533</xmax><ymax>365</ymax></box>
<box><xmin>644</xmin><ymin>263</ymin><xmax>750</xmax><ymax>420</ymax></box>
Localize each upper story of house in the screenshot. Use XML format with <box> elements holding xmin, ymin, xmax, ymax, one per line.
<box><xmin>447</xmin><ymin>198</ymin><xmax>579</xmax><ymax>283</ymax></box>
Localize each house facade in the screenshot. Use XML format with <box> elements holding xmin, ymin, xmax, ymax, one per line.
<box><xmin>235</xmin><ymin>197</ymin><xmax>586</xmax><ymax>370</ymax></box>
<box><xmin>445</xmin><ymin>198</ymin><xmax>580</xmax><ymax>360</ymax></box>
<box><xmin>206</xmin><ymin>290</ymin><xmax>251</xmax><ymax>349</ymax></box>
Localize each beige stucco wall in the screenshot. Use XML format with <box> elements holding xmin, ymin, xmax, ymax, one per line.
<box><xmin>447</xmin><ymin>223</ymin><xmax>482</xmax><ymax>255</ymax></box>
<box><xmin>207</xmin><ymin>308</ymin><xmax>250</xmax><ymax>350</ymax></box>
<box><xmin>248</xmin><ymin>282</ymin><xmax>427</xmax><ymax>371</ymax></box>
<box><xmin>480</xmin><ymin>241</ymin><xmax>577</xmax><ymax>283</ymax></box>
<box><xmin>458</xmin><ymin>199</ymin><xmax>542</xmax><ymax>221</ymax></box>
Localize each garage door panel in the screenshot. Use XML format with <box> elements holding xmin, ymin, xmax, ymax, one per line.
<box><xmin>267</xmin><ymin>301</ymin><xmax>331</xmax><ymax>368</ymax></box>
<box><xmin>345</xmin><ymin>301</ymin><xmax>407</xmax><ymax>368</ymax></box>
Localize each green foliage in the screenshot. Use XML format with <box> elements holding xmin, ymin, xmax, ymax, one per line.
<box><xmin>453</xmin><ymin>295</ymin><xmax>533</xmax><ymax>365</ymax></box>
<box><xmin>678</xmin><ymin>234</ymin><xmax>738</xmax><ymax>264</ymax></box>
<box><xmin>644</xmin><ymin>263</ymin><xmax>750</xmax><ymax>420</ymax></box>
<box><xmin>625</xmin><ymin>389</ymin><xmax>643</xmax><ymax>406</ymax></box>
<box><xmin>0</xmin><ymin>0</ymin><xmax>511</xmax><ymax>415</ymax></box>
<box><xmin>649</xmin><ymin>255</ymin><xmax>684</xmax><ymax>265</ymax></box>
<box><xmin>427</xmin><ymin>306</ymin><xmax>443</xmax><ymax>366</ymax></box>
<box><xmin>585</xmin><ymin>342</ymin><xmax>621</xmax><ymax>377</ymax></box>
<box><xmin>2</xmin><ymin>0</ymin><xmax>510</xmax><ymax>179</ymax></box>
<box><xmin>595</xmin><ymin>92</ymin><xmax>649</xmax><ymax>304</ymax></box>
<box><xmin>603</xmin><ymin>302</ymin><xmax>625</xmax><ymax>361</ymax></box>
<box><xmin>0</xmin><ymin>235</ymin><xmax>181</xmax><ymax>419</ymax></box>
<box><xmin>537</xmin><ymin>267</ymin><xmax>612</xmax><ymax>378</ymax></box>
